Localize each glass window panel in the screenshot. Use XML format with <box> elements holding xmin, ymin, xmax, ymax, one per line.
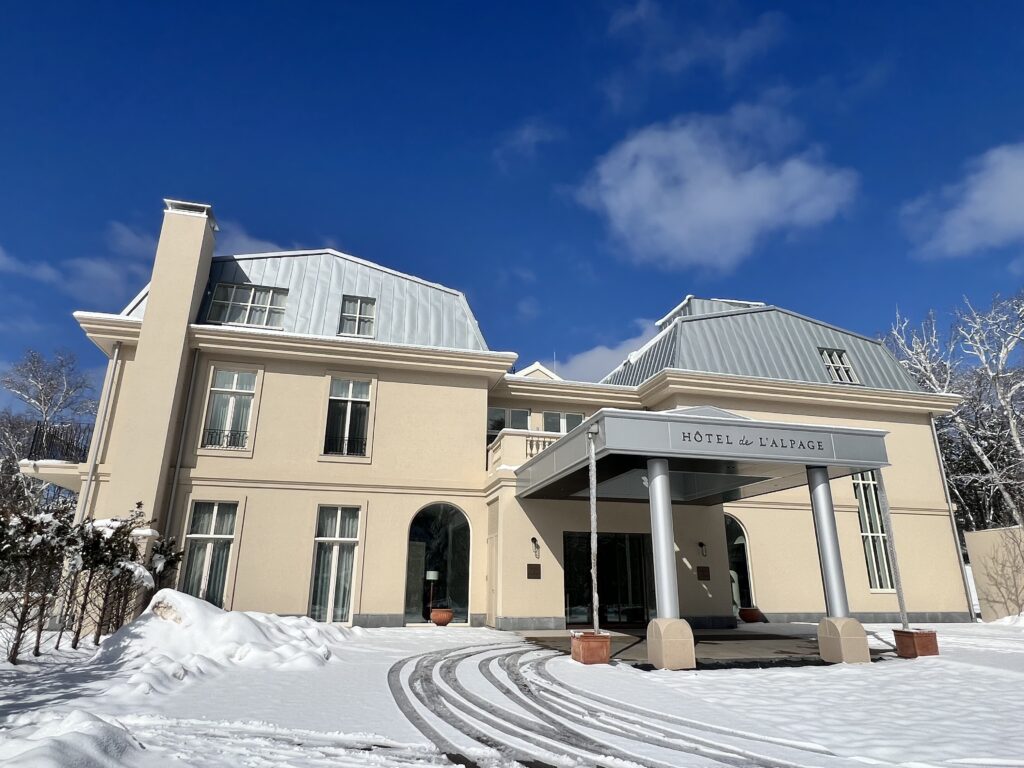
<box><xmin>350</xmin><ymin>380</ymin><xmax>371</xmax><ymax>400</ymax></box>
<box><xmin>338</xmin><ymin>507</ymin><xmax>359</xmax><ymax>538</ymax></box>
<box><xmin>213</xmin><ymin>369</ymin><xmax>235</xmax><ymax>389</ymax></box>
<box><xmin>324</xmin><ymin>400</ymin><xmax>348</xmax><ymax>454</ymax></box>
<box><xmin>509</xmin><ymin>409</ymin><xmax>529</xmax><ymax>430</ymax></box>
<box><xmin>205</xmin><ymin>393</ymin><xmax>232</xmax><ymax>435</ymax></box>
<box><xmin>874</xmin><ymin>539</ymin><xmax>893</xmax><ymax>589</ymax></box>
<box><xmin>317</xmin><ymin>506</ymin><xmax>340</xmax><ymax>538</ymax></box>
<box><xmin>330</xmin><ymin>378</ymin><xmax>352</xmax><ymax>398</ymax></box>
<box><xmin>205</xmin><ymin>540</ymin><xmax>232</xmax><ymax>608</ymax></box>
<box><xmin>357</xmin><ymin>319</ymin><xmax>373</xmax><ymax>336</ymax></box>
<box><xmin>340</xmin><ymin>317</ymin><xmax>357</xmax><ymax>334</ymax></box>
<box><xmin>249</xmin><ymin>307</ymin><xmax>267</xmax><ymax>326</ymax></box>
<box><xmin>226</xmin><ymin>304</ymin><xmax>247</xmax><ymax>324</ymax></box>
<box><xmin>360</xmin><ymin>298</ymin><xmax>376</xmax><ymax>318</ymax></box>
<box><xmin>214</xmin><ymin>504</ymin><xmax>237</xmax><ymax>535</ymax></box>
<box><xmin>565</xmin><ymin>413</ymin><xmax>584</xmax><ymax>431</ymax></box>
<box><xmin>235</xmin><ymin>372</ymin><xmax>257</xmax><ymax>392</ymax></box>
<box><xmin>270</xmin><ymin>291</ymin><xmax>288</xmax><ymax>308</ymax></box>
<box><xmin>543</xmin><ymin>412</ymin><xmax>560</xmax><ymax>433</ymax></box>
<box><xmin>267</xmin><ymin>308</ymin><xmax>285</xmax><ymax>327</ymax></box>
<box><xmin>181</xmin><ymin>542</ymin><xmax>208</xmax><ymax>597</ymax></box>
<box><xmin>332</xmin><ymin>543</ymin><xmax>356</xmax><ymax>622</ymax></box>
<box><xmin>231</xmin><ymin>285</ymin><xmax>253</xmax><ymax>304</ymax></box>
<box><xmin>229</xmin><ymin>395</ymin><xmax>252</xmax><ymax>434</ymax></box>
<box><xmin>189</xmin><ymin>503</ymin><xmax>216</xmax><ymax>535</ymax></box>
<box><xmin>208</xmin><ymin>302</ymin><xmax>228</xmax><ymax>322</ymax></box>
<box><xmin>213</xmin><ymin>284</ymin><xmax>232</xmax><ymax>301</ymax></box>
<box><xmin>253</xmin><ymin>288</ymin><xmax>271</xmax><ymax>306</ymax></box>
<box><xmin>309</xmin><ymin>542</ymin><xmax>333</xmax><ymax>622</ymax></box>
<box><xmin>348</xmin><ymin>402</ymin><xmax>369</xmax><ymax>454</ymax></box>
<box><xmin>487</xmin><ymin>408</ymin><xmax>506</xmax><ymax>432</ymax></box>
<box><xmin>342</xmin><ymin>296</ymin><xmax>359</xmax><ymax>314</ymax></box>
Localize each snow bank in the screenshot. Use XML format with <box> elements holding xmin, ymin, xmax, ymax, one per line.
<box><xmin>991</xmin><ymin>613</ymin><xmax>1024</xmax><ymax>627</ymax></box>
<box><xmin>0</xmin><ymin>710</ymin><xmax>141</xmax><ymax>768</ymax></box>
<box><xmin>96</xmin><ymin>589</ymin><xmax>353</xmax><ymax>696</ymax></box>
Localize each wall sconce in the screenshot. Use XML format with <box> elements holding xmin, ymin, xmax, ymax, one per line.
<box><xmin>530</xmin><ymin>537</ymin><xmax>541</xmax><ymax>559</ymax></box>
<box><xmin>697</xmin><ymin>541</ymin><xmax>707</xmax><ymax>557</ymax></box>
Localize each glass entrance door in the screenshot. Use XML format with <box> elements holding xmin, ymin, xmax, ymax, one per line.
<box><xmin>563</xmin><ymin>532</ymin><xmax>656</xmax><ymax>627</ymax></box>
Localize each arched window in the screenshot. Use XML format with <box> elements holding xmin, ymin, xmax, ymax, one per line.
<box><xmin>724</xmin><ymin>514</ymin><xmax>754</xmax><ymax>612</ymax></box>
<box><xmin>404</xmin><ymin>503</ymin><xmax>470</xmax><ymax>623</ymax></box>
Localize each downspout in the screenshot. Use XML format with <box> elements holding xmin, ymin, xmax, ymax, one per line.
<box><xmin>79</xmin><ymin>341</ymin><xmax>121</xmax><ymax>521</ymax></box>
<box><xmin>165</xmin><ymin>350</ymin><xmax>200</xmax><ymax>537</ymax></box>
<box><xmin>930</xmin><ymin>415</ymin><xmax>975</xmax><ymax>619</ymax></box>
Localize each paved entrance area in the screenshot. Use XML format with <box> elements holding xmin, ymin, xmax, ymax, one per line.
<box><xmin>520</xmin><ymin>625</ymin><xmax>895</xmax><ymax>667</ymax></box>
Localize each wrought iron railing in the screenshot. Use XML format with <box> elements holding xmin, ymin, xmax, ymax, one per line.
<box><xmin>202</xmin><ymin>429</ymin><xmax>249</xmax><ymax>449</ymax></box>
<box><xmin>323</xmin><ymin>436</ymin><xmax>367</xmax><ymax>456</ymax></box>
<box><xmin>27</xmin><ymin>422</ymin><xmax>94</xmax><ymax>463</ymax></box>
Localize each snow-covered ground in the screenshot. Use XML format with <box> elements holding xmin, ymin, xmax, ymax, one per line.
<box><xmin>2</xmin><ymin>591</ymin><xmax>1022</xmax><ymax>767</ymax></box>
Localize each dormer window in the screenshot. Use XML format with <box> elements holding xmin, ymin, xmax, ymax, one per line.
<box><xmin>208</xmin><ymin>283</ymin><xmax>287</xmax><ymax>328</ymax></box>
<box><xmin>819</xmin><ymin>348</ymin><xmax>859</xmax><ymax>384</ymax></box>
<box><xmin>340</xmin><ymin>296</ymin><xmax>376</xmax><ymax>338</ymax></box>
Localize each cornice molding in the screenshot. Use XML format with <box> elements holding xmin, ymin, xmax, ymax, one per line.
<box><xmin>74</xmin><ymin>312</ymin><xmax>142</xmax><ymax>356</ymax></box>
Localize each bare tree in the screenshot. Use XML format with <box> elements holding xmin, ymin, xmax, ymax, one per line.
<box><xmin>0</xmin><ymin>350</ymin><xmax>94</xmax><ymax>425</ymax></box>
<box><xmin>890</xmin><ymin>295</ymin><xmax>1024</xmax><ymax>529</ymax></box>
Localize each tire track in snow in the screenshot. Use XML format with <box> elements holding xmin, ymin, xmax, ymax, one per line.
<box><xmin>389</xmin><ymin>643</ymin><xmax>872</xmax><ymax>768</ymax></box>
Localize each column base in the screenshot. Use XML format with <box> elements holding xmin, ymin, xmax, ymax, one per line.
<box><xmin>817</xmin><ymin>617</ymin><xmax>870</xmax><ymax>664</ymax></box>
<box><xmin>647</xmin><ymin>618</ymin><xmax>695</xmax><ymax>670</ymax></box>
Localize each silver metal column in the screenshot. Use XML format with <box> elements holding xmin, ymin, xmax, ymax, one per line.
<box><xmin>807</xmin><ymin>466</ymin><xmax>850</xmax><ymax>618</ymax></box>
<box><xmin>647</xmin><ymin>458</ymin><xmax>680</xmax><ymax>619</ymax></box>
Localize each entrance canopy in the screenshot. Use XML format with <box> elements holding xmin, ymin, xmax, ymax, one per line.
<box><xmin>515</xmin><ymin>406</ymin><xmax>889</xmax><ymax>505</ymax></box>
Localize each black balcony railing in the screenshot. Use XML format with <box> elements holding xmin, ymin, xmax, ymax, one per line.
<box><xmin>323</xmin><ymin>435</ymin><xmax>367</xmax><ymax>456</ymax></box>
<box><xmin>27</xmin><ymin>422</ymin><xmax>94</xmax><ymax>463</ymax></box>
<box><xmin>202</xmin><ymin>429</ymin><xmax>249</xmax><ymax>449</ymax></box>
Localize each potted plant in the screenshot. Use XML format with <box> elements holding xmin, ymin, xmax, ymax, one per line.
<box><xmin>425</xmin><ymin>570</ymin><xmax>454</xmax><ymax>626</ymax></box>
<box><xmin>570</xmin><ymin>425</ymin><xmax>611</xmax><ymax>665</ymax></box>
<box><xmin>893</xmin><ymin>628</ymin><xmax>939</xmax><ymax>658</ymax></box>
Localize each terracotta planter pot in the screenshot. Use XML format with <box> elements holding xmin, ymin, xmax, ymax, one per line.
<box><xmin>429</xmin><ymin>608</ymin><xmax>454</xmax><ymax>627</ymax></box>
<box><xmin>570</xmin><ymin>630</ymin><xmax>611</xmax><ymax>665</ymax></box>
<box><xmin>893</xmin><ymin>628</ymin><xmax>939</xmax><ymax>658</ymax></box>
<box><xmin>738</xmin><ymin>607</ymin><xmax>767</xmax><ymax>624</ymax></box>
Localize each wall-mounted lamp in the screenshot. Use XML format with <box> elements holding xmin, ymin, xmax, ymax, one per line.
<box><xmin>530</xmin><ymin>537</ymin><xmax>541</xmax><ymax>559</ymax></box>
<box><xmin>697</xmin><ymin>541</ymin><xmax>707</xmax><ymax>557</ymax></box>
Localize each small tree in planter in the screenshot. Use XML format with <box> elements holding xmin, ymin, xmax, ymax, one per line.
<box><xmin>570</xmin><ymin>425</ymin><xmax>611</xmax><ymax>665</ymax></box>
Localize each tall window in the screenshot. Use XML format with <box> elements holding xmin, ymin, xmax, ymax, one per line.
<box><xmin>324</xmin><ymin>378</ymin><xmax>371</xmax><ymax>456</ymax></box>
<box><xmin>339</xmin><ymin>296</ymin><xmax>376</xmax><ymax>337</ymax></box>
<box><xmin>181</xmin><ymin>502</ymin><xmax>237</xmax><ymax>608</ymax></box>
<box><xmin>542</xmin><ymin>411</ymin><xmax>584</xmax><ymax>434</ymax></box>
<box><xmin>852</xmin><ymin>471</ymin><xmax>894</xmax><ymax>589</ymax></box>
<box><xmin>309</xmin><ymin>506</ymin><xmax>359</xmax><ymax>623</ymax></box>
<box><xmin>203</xmin><ymin>369</ymin><xmax>256</xmax><ymax>448</ymax></box>
<box><xmin>819</xmin><ymin>348</ymin><xmax>859</xmax><ymax>384</ymax></box>
<box><xmin>487</xmin><ymin>407</ymin><xmax>530</xmax><ymax>444</ymax></box>
<box><xmin>208</xmin><ymin>283</ymin><xmax>288</xmax><ymax>328</ymax></box>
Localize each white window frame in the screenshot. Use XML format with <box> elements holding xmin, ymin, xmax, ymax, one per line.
<box><xmin>318</xmin><ymin>372</ymin><xmax>377</xmax><ymax>464</ymax></box>
<box><xmin>309</xmin><ymin>505</ymin><xmax>361</xmax><ymax>623</ymax></box>
<box><xmin>339</xmin><ymin>296</ymin><xmax>377</xmax><ymax>338</ymax></box>
<box><xmin>207</xmin><ymin>283</ymin><xmax>288</xmax><ymax>329</ymax></box>
<box><xmin>852</xmin><ymin>471</ymin><xmax>895</xmax><ymax>591</ymax></box>
<box><xmin>819</xmin><ymin>348</ymin><xmax>860</xmax><ymax>384</ymax></box>
<box><xmin>181</xmin><ymin>501</ymin><xmax>237</xmax><ymax>606</ymax></box>
<box><xmin>542</xmin><ymin>411</ymin><xmax>585</xmax><ymax>434</ymax></box>
<box><xmin>487</xmin><ymin>407</ymin><xmax>530</xmax><ymax>442</ymax></box>
<box><xmin>201</xmin><ymin>368</ymin><xmax>257</xmax><ymax>450</ymax></box>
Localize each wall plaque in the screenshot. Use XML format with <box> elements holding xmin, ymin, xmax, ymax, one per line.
<box><xmin>696</xmin><ymin>566</ymin><xmax>711</xmax><ymax>582</ymax></box>
<box><xmin>526</xmin><ymin>563</ymin><xmax>541</xmax><ymax>580</ymax></box>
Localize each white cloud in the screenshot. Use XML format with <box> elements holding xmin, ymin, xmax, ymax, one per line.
<box><xmin>578</xmin><ymin>103</ymin><xmax>858</xmax><ymax>271</ymax></box>
<box><xmin>0</xmin><ymin>243</ymin><xmax>60</xmax><ymax>282</ymax></box>
<box><xmin>609</xmin><ymin>3</ymin><xmax>784</xmax><ymax>80</ymax></box>
<box><xmin>902</xmin><ymin>142</ymin><xmax>1024</xmax><ymax>258</ymax></box>
<box><xmin>106</xmin><ymin>221</ymin><xmax>157</xmax><ymax>259</ymax></box>
<box><xmin>494</xmin><ymin>118</ymin><xmax>563</xmax><ymax>169</ymax></box>
<box><xmin>215</xmin><ymin>221</ymin><xmax>285</xmax><ymax>255</ymax></box>
<box><xmin>558</xmin><ymin>320</ymin><xmax>658</xmax><ymax>382</ymax></box>
<box><xmin>516</xmin><ymin>297</ymin><xmax>541</xmax><ymax>322</ymax></box>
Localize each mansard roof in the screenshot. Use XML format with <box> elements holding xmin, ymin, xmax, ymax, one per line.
<box><xmin>602</xmin><ymin>299</ymin><xmax>922</xmax><ymax>393</ymax></box>
<box><xmin>122</xmin><ymin>249</ymin><xmax>489</xmax><ymax>352</ymax></box>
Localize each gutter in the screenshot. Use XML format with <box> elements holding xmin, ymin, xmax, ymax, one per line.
<box><xmin>930</xmin><ymin>414</ymin><xmax>976</xmax><ymax>619</ymax></box>
<box><xmin>79</xmin><ymin>341</ymin><xmax>121</xmax><ymax>520</ymax></box>
<box><xmin>165</xmin><ymin>350</ymin><xmax>200</xmax><ymax>536</ymax></box>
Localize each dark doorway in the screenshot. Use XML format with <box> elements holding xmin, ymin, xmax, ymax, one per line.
<box><xmin>725</xmin><ymin>514</ymin><xmax>753</xmax><ymax>612</ymax></box>
<box><xmin>404</xmin><ymin>503</ymin><xmax>470</xmax><ymax>623</ymax></box>
<box><xmin>563</xmin><ymin>532</ymin><xmax>656</xmax><ymax>627</ymax></box>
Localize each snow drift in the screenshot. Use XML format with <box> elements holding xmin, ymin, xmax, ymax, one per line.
<box><xmin>0</xmin><ymin>710</ymin><xmax>141</xmax><ymax>768</ymax></box>
<box><xmin>97</xmin><ymin>589</ymin><xmax>353</xmax><ymax>696</ymax></box>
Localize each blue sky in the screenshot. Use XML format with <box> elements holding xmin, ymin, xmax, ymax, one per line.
<box><xmin>2</xmin><ymin>2</ymin><xmax>1023</xmax><ymax>397</ymax></box>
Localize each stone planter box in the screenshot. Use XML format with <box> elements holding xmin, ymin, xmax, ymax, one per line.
<box><xmin>429</xmin><ymin>608</ymin><xmax>454</xmax><ymax>627</ymax></box>
<box><xmin>893</xmin><ymin>628</ymin><xmax>939</xmax><ymax>658</ymax></box>
<box><xmin>570</xmin><ymin>630</ymin><xmax>611</xmax><ymax>665</ymax></box>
